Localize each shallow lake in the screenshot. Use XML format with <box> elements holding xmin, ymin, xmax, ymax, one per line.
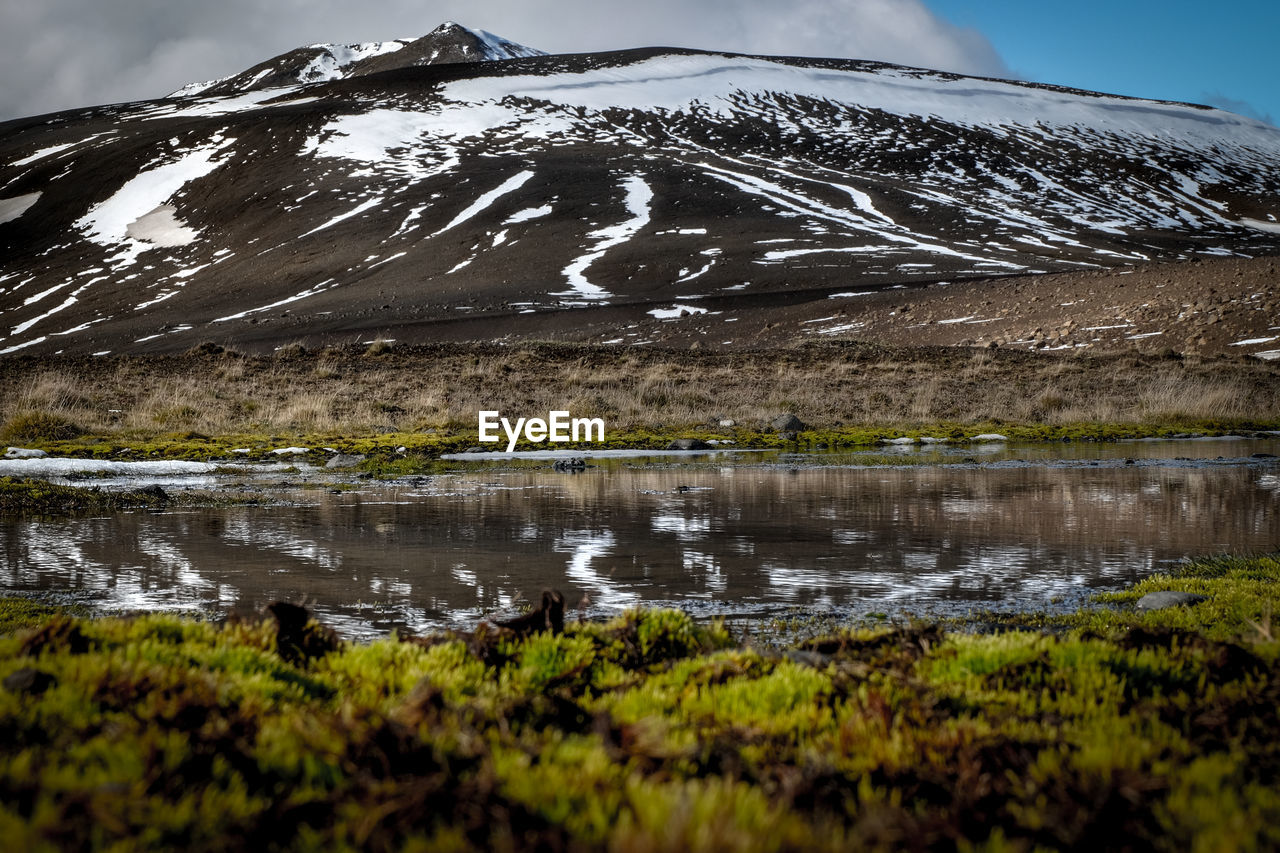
<box><xmin>2</xmin><ymin>438</ymin><xmax>1277</xmax><ymax>638</ymax></box>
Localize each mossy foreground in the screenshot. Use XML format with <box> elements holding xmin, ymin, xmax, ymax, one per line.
<box><xmin>2</xmin><ymin>556</ymin><xmax>1278</xmax><ymax>851</ymax></box>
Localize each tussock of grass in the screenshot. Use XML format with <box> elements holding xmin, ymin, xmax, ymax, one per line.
<box><xmin>1</xmin><ymin>555</ymin><xmax>1278</xmax><ymax>849</ymax></box>
<box><xmin>0</xmin><ymin>410</ymin><xmax>82</xmax><ymax>442</ymax></box>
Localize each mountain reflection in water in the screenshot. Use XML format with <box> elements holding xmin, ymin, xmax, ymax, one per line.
<box><xmin>2</xmin><ymin>461</ymin><xmax>1277</xmax><ymax>638</ymax></box>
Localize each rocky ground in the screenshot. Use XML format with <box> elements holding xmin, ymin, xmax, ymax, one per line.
<box><xmin>20</xmin><ymin>254</ymin><xmax>1265</xmax><ymax>363</ymax></box>
<box><xmin>554</xmin><ymin>255</ymin><xmax>1280</xmax><ymax>358</ymax></box>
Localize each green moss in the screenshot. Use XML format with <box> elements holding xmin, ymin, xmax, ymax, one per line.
<box><xmin>0</xmin><ymin>478</ymin><xmax>270</xmax><ymax>516</ymax></box>
<box><xmin>0</xmin><ymin>477</ymin><xmax>170</xmax><ymax>515</ymax></box>
<box><xmin>0</xmin><ymin>599</ymin><xmax>90</xmax><ymax>636</ymax></box>
<box><xmin>0</xmin><ymin>558</ymin><xmax>1278</xmax><ymax>849</ymax></box>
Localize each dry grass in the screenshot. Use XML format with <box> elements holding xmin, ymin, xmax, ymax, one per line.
<box><xmin>0</xmin><ymin>343</ymin><xmax>1276</xmax><ymax>437</ymax></box>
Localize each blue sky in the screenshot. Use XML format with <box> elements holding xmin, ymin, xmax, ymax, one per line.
<box><xmin>0</xmin><ymin>0</ymin><xmax>1276</xmax><ymax>125</ymax></box>
<box><xmin>928</xmin><ymin>0</ymin><xmax>1278</xmax><ymax>124</ymax></box>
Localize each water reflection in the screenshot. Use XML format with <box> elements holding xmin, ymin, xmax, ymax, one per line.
<box><xmin>1</xmin><ymin>459</ymin><xmax>1277</xmax><ymax>637</ymax></box>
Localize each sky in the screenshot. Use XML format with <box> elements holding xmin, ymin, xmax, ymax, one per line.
<box><xmin>0</xmin><ymin>0</ymin><xmax>1275</xmax><ymax>125</ymax></box>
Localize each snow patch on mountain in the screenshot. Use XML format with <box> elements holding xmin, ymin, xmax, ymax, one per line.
<box><xmin>461</xmin><ymin>24</ymin><xmax>547</xmax><ymax>61</ymax></box>
<box><xmin>124</xmin><ymin>204</ymin><xmax>199</xmax><ymax>247</ymax></box>
<box><xmin>298</xmin><ymin>41</ymin><xmax>409</xmax><ymax>83</ymax></box>
<box><xmin>435</xmin><ymin>169</ymin><xmax>535</xmax><ymax>235</ymax></box>
<box><xmin>1242</xmin><ymin>217</ymin><xmax>1280</xmax><ymax>234</ymax></box>
<box><xmin>442</xmin><ymin>54</ymin><xmax>1280</xmax><ymax>148</ymax></box>
<box><xmin>0</xmin><ymin>192</ymin><xmax>41</xmax><ymax>225</ymax></box>
<box><xmin>11</xmin><ymin>143</ymin><xmax>77</xmax><ymax>167</ymax></box>
<box><xmin>75</xmin><ymin>135</ymin><xmax>234</xmax><ymax>264</ymax></box>
<box><xmin>558</xmin><ymin>175</ymin><xmax>653</xmax><ymax>301</ymax></box>
<box><xmin>506</xmin><ymin>205</ymin><xmax>553</xmax><ymax>224</ymax></box>
<box><xmin>138</xmin><ymin>89</ymin><xmax>307</xmax><ymax>122</ymax></box>
<box><xmin>306</xmin><ymin>109</ymin><xmax>462</xmax><ymax>180</ymax></box>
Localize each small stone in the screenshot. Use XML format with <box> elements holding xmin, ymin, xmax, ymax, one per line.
<box><xmin>1135</xmin><ymin>591</ymin><xmax>1208</xmax><ymax>612</ymax></box>
<box><xmin>771</xmin><ymin>414</ymin><xmax>807</xmax><ymax>432</ymax></box>
<box><xmin>3</xmin><ymin>668</ymin><xmax>56</xmax><ymax>695</ymax></box>
<box><xmin>783</xmin><ymin>650</ymin><xmax>831</xmax><ymax>668</ymax></box>
<box><xmin>137</xmin><ymin>484</ymin><xmax>168</xmax><ymax>502</ymax></box>
<box><xmin>325</xmin><ymin>453</ymin><xmax>366</xmax><ymax>469</ymax></box>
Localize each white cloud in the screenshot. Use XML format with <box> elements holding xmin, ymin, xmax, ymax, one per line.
<box><xmin>1201</xmin><ymin>92</ymin><xmax>1275</xmax><ymax>127</ymax></box>
<box><xmin>0</xmin><ymin>0</ymin><xmax>1010</xmax><ymax>120</ymax></box>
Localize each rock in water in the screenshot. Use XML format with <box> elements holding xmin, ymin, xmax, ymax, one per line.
<box><xmin>137</xmin><ymin>484</ymin><xmax>168</xmax><ymax>502</ymax></box>
<box><xmin>666</xmin><ymin>438</ymin><xmax>713</xmax><ymax>450</ymax></box>
<box><xmin>268</xmin><ymin>601</ymin><xmax>342</xmax><ymax>663</ymax></box>
<box><xmin>1135</xmin><ymin>591</ymin><xmax>1208</xmax><ymax>612</ymax></box>
<box><xmin>496</xmin><ymin>589</ymin><xmax>565</xmax><ymax>636</ymax></box>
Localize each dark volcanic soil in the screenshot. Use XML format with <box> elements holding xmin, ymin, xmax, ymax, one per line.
<box><xmin>151</xmin><ymin>255</ymin><xmax>1279</xmax><ymax>360</ymax></box>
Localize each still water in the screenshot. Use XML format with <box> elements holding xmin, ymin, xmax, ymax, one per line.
<box><xmin>2</xmin><ymin>440</ymin><xmax>1277</xmax><ymax>638</ymax></box>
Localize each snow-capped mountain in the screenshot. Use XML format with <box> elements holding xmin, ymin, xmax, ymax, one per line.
<box><xmin>1</xmin><ymin>26</ymin><xmax>1278</xmax><ymax>355</ymax></box>
<box><xmin>169</xmin><ymin>23</ymin><xmax>547</xmax><ymax>98</ymax></box>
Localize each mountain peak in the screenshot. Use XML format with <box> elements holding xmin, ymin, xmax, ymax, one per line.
<box><xmin>169</xmin><ymin>23</ymin><xmax>545</xmax><ymax>98</ymax></box>
<box><xmin>428</xmin><ymin>21</ymin><xmax>547</xmax><ymax>61</ymax></box>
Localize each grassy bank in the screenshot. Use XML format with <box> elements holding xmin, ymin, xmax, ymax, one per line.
<box><xmin>3</xmin><ymin>341</ymin><xmax>1278</xmax><ymax>440</ymax></box>
<box><xmin>2</xmin><ymin>554</ymin><xmax>1277</xmax><ymax>850</ymax></box>
<box><xmin>5</xmin><ymin>416</ymin><xmax>1279</xmax><ymax>472</ymax></box>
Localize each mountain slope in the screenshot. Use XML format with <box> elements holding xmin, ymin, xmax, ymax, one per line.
<box><xmin>1</xmin><ymin>32</ymin><xmax>1279</xmax><ymax>356</ymax></box>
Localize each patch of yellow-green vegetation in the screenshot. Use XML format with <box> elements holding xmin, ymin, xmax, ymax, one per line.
<box><xmin>6</xmin><ymin>414</ymin><xmax>1275</xmax><ymax>469</ymax></box>
<box><xmin>2</xmin><ymin>556</ymin><xmax>1278</xmax><ymax>849</ymax></box>
<box><xmin>0</xmin><ymin>477</ymin><xmax>170</xmax><ymax>515</ymax></box>
<box><xmin>1072</xmin><ymin>553</ymin><xmax>1280</xmax><ymax>641</ymax></box>
<box><xmin>0</xmin><ymin>478</ymin><xmax>271</xmax><ymax>516</ymax></box>
<box><xmin>0</xmin><ymin>598</ymin><xmax>91</xmax><ymax>636</ymax></box>
<box><xmin>969</xmin><ymin>553</ymin><xmax>1280</xmax><ymax>642</ymax></box>
<box><xmin>799</xmin><ymin>418</ymin><xmax>1280</xmax><ymax>449</ymax></box>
